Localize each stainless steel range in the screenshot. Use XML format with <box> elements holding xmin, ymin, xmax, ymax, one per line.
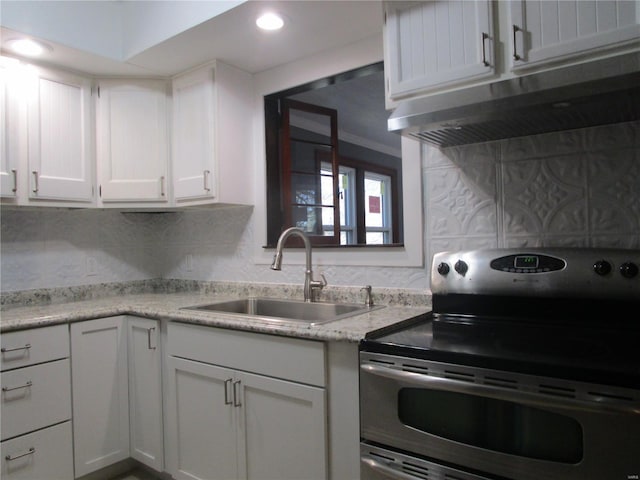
<box><xmin>360</xmin><ymin>248</ymin><xmax>640</xmax><ymax>480</ymax></box>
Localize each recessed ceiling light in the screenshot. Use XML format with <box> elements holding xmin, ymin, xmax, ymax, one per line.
<box><xmin>256</xmin><ymin>12</ymin><xmax>285</xmax><ymax>31</ymax></box>
<box><xmin>6</xmin><ymin>38</ymin><xmax>51</xmax><ymax>57</ymax></box>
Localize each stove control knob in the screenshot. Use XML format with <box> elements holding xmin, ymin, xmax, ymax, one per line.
<box><xmin>593</xmin><ymin>260</ymin><xmax>612</xmax><ymax>276</ymax></box>
<box><xmin>620</xmin><ymin>262</ymin><xmax>639</xmax><ymax>279</ymax></box>
<box><xmin>454</xmin><ymin>260</ymin><xmax>468</xmax><ymax>275</ymax></box>
<box><xmin>437</xmin><ymin>262</ymin><xmax>450</xmax><ymax>275</ymax></box>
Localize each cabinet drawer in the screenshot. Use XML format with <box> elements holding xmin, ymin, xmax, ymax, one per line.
<box><xmin>1</xmin><ymin>359</ymin><xmax>72</xmax><ymax>440</ymax></box>
<box><xmin>1</xmin><ymin>421</ymin><xmax>73</xmax><ymax>480</ymax></box>
<box><xmin>1</xmin><ymin>325</ymin><xmax>69</xmax><ymax>371</ymax></box>
<box><xmin>168</xmin><ymin>322</ymin><xmax>326</xmax><ymax>387</ymax></box>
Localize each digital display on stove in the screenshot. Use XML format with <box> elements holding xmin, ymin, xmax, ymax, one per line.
<box><xmin>515</xmin><ymin>255</ymin><xmax>538</xmax><ymax>269</ymax></box>
<box><xmin>490</xmin><ymin>254</ymin><xmax>566</xmax><ymax>273</ymax></box>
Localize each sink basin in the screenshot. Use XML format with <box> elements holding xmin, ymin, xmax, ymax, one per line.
<box><xmin>181</xmin><ymin>297</ymin><xmax>383</xmax><ymax>326</ymax></box>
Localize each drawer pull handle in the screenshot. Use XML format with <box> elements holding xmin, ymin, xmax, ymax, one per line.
<box><xmin>204</xmin><ymin>170</ymin><xmax>211</xmax><ymax>192</ymax></box>
<box><xmin>2</xmin><ymin>380</ymin><xmax>33</xmax><ymax>392</ymax></box>
<box><xmin>233</xmin><ymin>380</ymin><xmax>242</xmax><ymax>407</ymax></box>
<box><xmin>32</xmin><ymin>171</ymin><xmax>39</xmax><ymax>193</ymax></box>
<box><xmin>512</xmin><ymin>25</ymin><xmax>522</xmax><ymax>61</ymax></box>
<box><xmin>224</xmin><ymin>378</ymin><xmax>233</xmax><ymax>405</ymax></box>
<box><xmin>147</xmin><ymin>327</ymin><xmax>157</xmax><ymax>350</ymax></box>
<box><xmin>1</xmin><ymin>343</ymin><xmax>31</xmax><ymax>353</ymax></box>
<box><xmin>481</xmin><ymin>32</ymin><xmax>489</xmax><ymax>66</ymax></box>
<box><xmin>5</xmin><ymin>447</ymin><xmax>35</xmax><ymax>461</ymax></box>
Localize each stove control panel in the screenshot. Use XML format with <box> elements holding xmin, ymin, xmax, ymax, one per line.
<box><xmin>489</xmin><ymin>254</ymin><xmax>565</xmax><ymax>274</ymax></box>
<box><xmin>431</xmin><ymin>248</ymin><xmax>639</xmax><ymax>299</ymax></box>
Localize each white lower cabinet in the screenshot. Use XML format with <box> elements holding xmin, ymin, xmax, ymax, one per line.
<box><xmin>71</xmin><ymin>316</ymin><xmax>130</xmax><ymax>477</ymax></box>
<box><xmin>1</xmin><ymin>421</ymin><xmax>74</xmax><ymax>480</ymax></box>
<box><xmin>166</xmin><ymin>322</ymin><xmax>328</xmax><ymax>480</ymax></box>
<box><xmin>0</xmin><ymin>324</ymin><xmax>73</xmax><ymax>480</ymax></box>
<box><xmin>71</xmin><ymin>315</ymin><xmax>163</xmax><ymax>477</ymax></box>
<box><xmin>127</xmin><ymin>316</ymin><xmax>164</xmax><ymax>472</ymax></box>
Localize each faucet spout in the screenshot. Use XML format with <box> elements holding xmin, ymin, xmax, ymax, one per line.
<box><xmin>270</xmin><ymin>227</ymin><xmax>326</xmax><ymax>302</ymax></box>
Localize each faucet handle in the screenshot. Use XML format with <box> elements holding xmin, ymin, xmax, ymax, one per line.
<box><xmin>311</xmin><ymin>273</ymin><xmax>327</xmax><ymax>289</ymax></box>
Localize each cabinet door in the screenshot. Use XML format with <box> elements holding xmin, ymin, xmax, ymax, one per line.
<box><xmin>97</xmin><ymin>79</ymin><xmax>169</xmax><ymax>203</ymax></box>
<box><xmin>71</xmin><ymin>316</ymin><xmax>130</xmax><ymax>477</ymax></box>
<box><xmin>385</xmin><ymin>0</ymin><xmax>494</xmax><ymax>99</ymax></box>
<box><xmin>0</xmin><ymin>67</ymin><xmax>19</xmax><ymax>198</ymax></box>
<box><xmin>27</xmin><ymin>67</ymin><xmax>93</xmax><ymax>202</ymax></box>
<box><xmin>510</xmin><ymin>0</ymin><xmax>640</xmax><ymax>70</ymax></box>
<box><xmin>237</xmin><ymin>371</ymin><xmax>327</xmax><ymax>480</ymax></box>
<box><xmin>165</xmin><ymin>356</ymin><xmax>238</xmax><ymax>480</ymax></box>
<box><xmin>1</xmin><ymin>421</ymin><xmax>74</xmax><ymax>480</ymax></box>
<box><xmin>172</xmin><ymin>67</ymin><xmax>216</xmax><ymax>201</ymax></box>
<box><xmin>127</xmin><ymin>317</ymin><xmax>163</xmax><ymax>472</ymax></box>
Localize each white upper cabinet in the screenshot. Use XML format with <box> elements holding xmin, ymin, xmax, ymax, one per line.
<box><xmin>510</xmin><ymin>0</ymin><xmax>640</xmax><ymax>71</ymax></box>
<box><xmin>172</xmin><ymin>61</ymin><xmax>253</xmax><ymax>206</ymax></box>
<box><xmin>97</xmin><ymin>79</ymin><xmax>169</xmax><ymax>204</ymax></box>
<box><xmin>384</xmin><ymin>0</ymin><xmax>495</xmax><ymax>100</ymax></box>
<box><xmin>1</xmin><ymin>64</ymin><xmax>93</xmax><ymax>204</ymax></box>
<box><xmin>28</xmin><ymin>68</ymin><xmax>93</xmax><ymax>202</ymax></box>
<box><xmin>172</xmin><ymin>66</ymin><xmax>215</xmax><ymax>202</ymax></box>
<box><xmin>0</xmin><ymin>67</ymin><xmax>18</xmax><ymax>198</ymax></box>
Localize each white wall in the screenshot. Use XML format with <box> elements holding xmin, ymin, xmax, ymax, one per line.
<box><xmin>2</xmin><ymin>121</ymin><xmax>637</xmax><ymax>294</ymax></box>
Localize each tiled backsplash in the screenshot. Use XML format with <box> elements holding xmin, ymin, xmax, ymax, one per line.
<box><xmin>1</xmin><ymin>121</ymin><xmax>638</xmax><ymax>293</ymax></box>
<box><xmin>423</xmin><ymin>121</ymin><xmax>639</xmax><ymax>278</ymax></box>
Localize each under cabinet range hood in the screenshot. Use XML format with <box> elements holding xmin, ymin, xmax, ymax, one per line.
<box><xmin>388</xmin><ymin>52</ymin><xmax>640</xmax><ymax>148</ymax></box>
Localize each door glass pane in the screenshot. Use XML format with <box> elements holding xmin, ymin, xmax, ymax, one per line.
<box><xmin>290</xmin><ymin>140</ymin><xmax>333</xmax><ymax>174</ymax></box>
<box><xmin>398</xmin><ymin>388</ymin><xmax>583</xmax><ymax>463</ymax></box>
<box><xmin>292</xmin><ymin>206</ymin><xmax>335</xmax><ymax>236</ymax></box>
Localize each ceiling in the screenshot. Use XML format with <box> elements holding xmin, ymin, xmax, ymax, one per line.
<box><xmin>0</xmin><ymin>1</ymin><xmax>383</xmax><ymax>76</ymax></box>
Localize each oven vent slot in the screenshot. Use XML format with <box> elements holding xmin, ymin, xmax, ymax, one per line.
<box><xmin>482</xmin><ymin>375</ymin><xmax>519</xmax><ymax>390</ymax></box>
<box><xmin>369</xmin><ymin>358</ymin><xmax>395</xmax><ymax>366</ymax></box>
<box><xmin>444</xmin><ymin>369</ymin><xmax>475</xmax><ymax>383</ymax></box>
<box><xmin>538</xmin><ymin>384</ymin><xmax>577</xmax><ymax>399</ymax></box>
<box><xmin>402</xmin><ymin>362</ymin><xmax>430</xmax><ymax>374</ymax></box>
<box><xmin>402</xmin><ymin>461</ymin><xmax>431</xmax><ymax>479</ymax></box>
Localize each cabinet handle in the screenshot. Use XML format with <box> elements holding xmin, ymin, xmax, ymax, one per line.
<box><xmin>160</xmin><ymin>176</ymin><xmax>166</xmax><ymax>197</ymax></box>
<box><xmin>224</xmin><ymin>379</ymin><xmax>233</xmax><ymax>405</ymax></box>
<box><xmin>481</xmin><ymin>32</ymin><xmax>489</xmax><ymax>67</ymax></box>
<box><xmin>11</xmin><ymin>169</ymin><xmax>17</xmax><ymax>193</ymax></box>
<box><xmin>5</xmin><ymin>447</ymin><xmax>35</xmax><ymax>461</ymax></box>
<box><xmin>233</xmin><ymin>380</ymin><xmax>242</xmax><ymax>407</ymax></box>
<box><xmin>2</xmin><ymin>380</ymin><xmax>33</xmax><ymax>392</ymax></box>
<box><xmin>147</xmin><ymin>327</ymin><xmax>156</xmax><ymax>350</ymax></box>
<box><xmin>203</xmin><ymin>170</ymin><xmax>211</xmax><ymax>192</ymax></box>
<box><xmin>1</xmin><ymin>343</ymin><xmax>31</xmax><ymax>353</ymax></box>
<box><xmin>32</xmin><ymin>171</ymin><xmax>39</xmax><ymax>193</ymax></box>
<box><xmin>512</xmin><ymin>25</ymin><xmax>522</xmax><ymax>61</ymax></box>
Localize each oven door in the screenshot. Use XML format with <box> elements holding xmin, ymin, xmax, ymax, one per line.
<box><xmin>360</xmin><ymin>352</ymin><xmax>640</xmax><ymax>480</ymax></box>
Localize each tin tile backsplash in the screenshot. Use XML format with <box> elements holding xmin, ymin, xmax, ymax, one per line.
<box><xmin>424</xmin><ymin>121</ymin><xmax>639</xmax><ymax>273</ymax></box>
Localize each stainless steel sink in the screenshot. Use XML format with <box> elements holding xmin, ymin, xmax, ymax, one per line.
<box><xmin>181</xmin><ymin>297</ymin><xmax>383</xmax><ymax>326</ymax></box>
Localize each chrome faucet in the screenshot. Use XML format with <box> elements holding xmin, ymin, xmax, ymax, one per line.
<box><xmin>271</xmin><ymin>227</ymin><xmax>327</xmax><ymax>302</ymax></box>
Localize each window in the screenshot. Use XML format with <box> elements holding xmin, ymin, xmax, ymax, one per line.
<box><xmin>264</xmin><ymin>62</ymin><xmax>403</xmax><ymax>247</ymax></box>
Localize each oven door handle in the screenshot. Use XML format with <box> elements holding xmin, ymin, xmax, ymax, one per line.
<box><xmin>361</xmin><ymin>363</ymin><xmax>639</xmax><ymax>415</ymax></box>
<box><xmin>361</xmin><ymin>455</ymin><xmax>422</xmax><ymax>480</ymax></box>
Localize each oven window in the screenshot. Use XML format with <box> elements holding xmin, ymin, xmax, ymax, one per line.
<box><xmin>398</xmin><ymin>389</ymin><xmax>583</xmax><ymax>463</ymax></box>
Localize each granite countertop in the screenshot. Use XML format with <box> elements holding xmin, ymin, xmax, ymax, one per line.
<box><xmin>0</xmin><ymin>292</ymin><xmax>431</xmax><ymax>342</ymax></box>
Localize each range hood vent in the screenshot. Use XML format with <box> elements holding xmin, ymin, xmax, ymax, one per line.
<box><xmin>388</xmin><ymin>52</ymin><xmax>640</xmax><ymax>148</ymax></box>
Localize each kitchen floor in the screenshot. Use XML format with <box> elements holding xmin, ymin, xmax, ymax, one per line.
<box><xmin>112</xmin><ymin>468</ymin><xmax>161</xmax><ymax>480</ymax></box>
